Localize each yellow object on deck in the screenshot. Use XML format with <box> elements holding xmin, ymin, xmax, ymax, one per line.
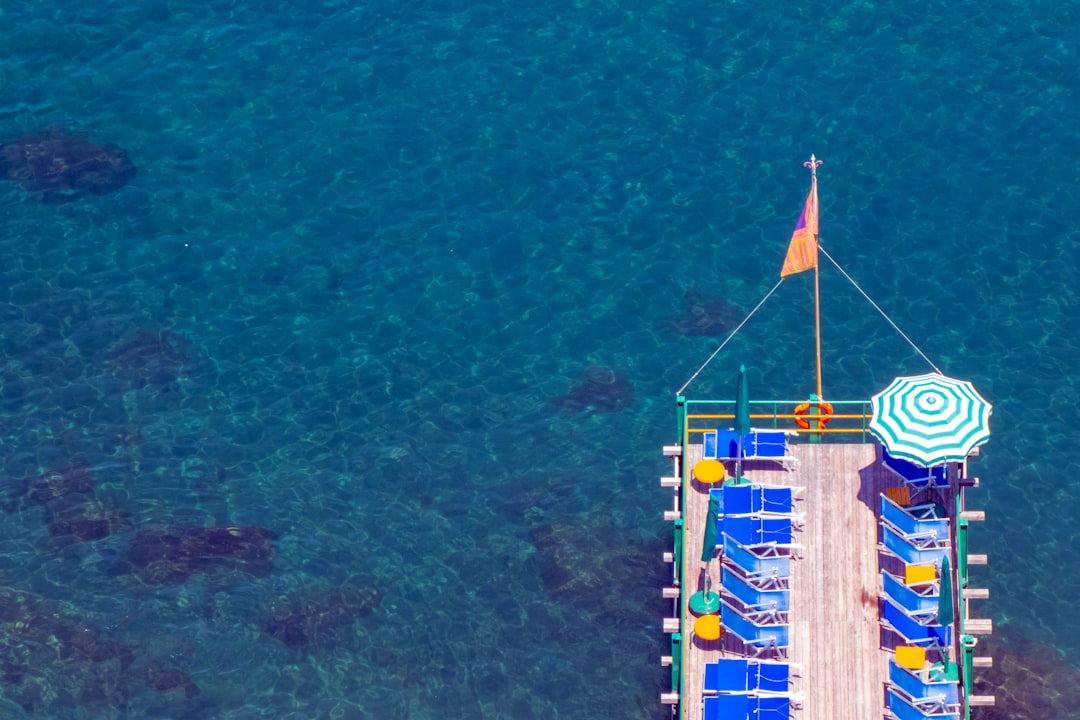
<box><xmin>895</xmin><ymin>645</ymin><xmax>926</xmax><ymax>670</ymax></box>
<box><xmin>905</xmin><ymin>564</ymin><xmax>937</xmax><ymax>586</ymax></box>
<box><xmin>693</xmin><ymin>460</ymin><xmax>726</xmax><ymax>484</ymax></box>
<box><xmin>885</xmin><ymin>486</ymin><xmax>911</xmax><ymax>507</ymax></box>
<box><xmin>694</xmin><ymin>614</ymin><xmax>723</xmax><ymax>641</ymax></box>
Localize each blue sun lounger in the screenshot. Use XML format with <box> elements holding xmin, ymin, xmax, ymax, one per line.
<box><xmin>704</xmin><ymin>693</ymin><xmax>791</xmax><ymax>720</ymax></box>
<box><xmin>703</xmin><ymin>658</ymin><xmax>752</xmax><ymax>693</ymax></box>
<box><xmin>882</xmin><ymin>598</ymin><xmax>949</xmax><ymax>647</ymax></box>
<box><xmin>882</xmin><ymin>570</ymin><xmax>939</xmax><ymax>615</ymax></box>
<box><xmin>723</xmin><ymin>566</ymin><xmax>791</xmax><ymax>612</ymax></box>
<box><xmin>886</xmin><ymin>687</ymin><xmax>959</xmax><ymax>720</ymax></box>
<box><xmin>722</xmin><ymin>534</ymin><xmax>791</xmax><ymax>589</ymax></box>
<box><xmin>881</xmin><ymin>523</ymin><xmax>949</xmax><ymax>566</ymax></box>
<box><xmin>882</xmin><ymin>449</ymin><xmax>948</xmax><ymax>488</ymax></box>
<box><xmin>722</xmin><ymin>483</ymin><xmax>800</xmax><ymax>517</ymax></box>
<box><xmin>721</xmin><ymin>600</ymin><xmax>789</xmax><ymax>657</ymax></box>
<box><xmin>702</xmin><ymin>429</ymin><xmax>798</xmax><ymax>470</ymax></box>
<box><xmin>888</xmin><ymin>659</ymin><xmax>960</xmax><ymax>709</ymax></box>
<box><xmin>704</xmin><ymin>658</ymin><xmax>794</xmax><ymax>695</ymax></box>
<box><xmin>726</xmin><ymin>515</ymin><xmax>795</xmax><ymax>546</ymax></box>
<box><xmin>881</xmin><ymin>494</ymin><xmax>950</xmax><ymax>542</ymax></box>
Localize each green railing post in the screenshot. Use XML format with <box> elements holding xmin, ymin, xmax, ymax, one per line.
<box><xmin>673</xmin><ymin>519</ymin><xmax>683</xmax><ymax>587</ymax></box>
<box><xmin>676</xmin><ymin>396</ymin><xmax>687</xmax><ymax>448</ymax></box>
<box><xmin>671</xmin><ymin>632</ymin><xmax>682</xmax><ymax>693</ymax></box>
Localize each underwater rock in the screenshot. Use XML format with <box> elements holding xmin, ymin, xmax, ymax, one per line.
<box><xmin>0</xmin><ymin>125</ymin><xmax>136</xmax><ymax>202</ymax></box>
<box><xmin>106</xmin><ymin>330</ymin><xmax>192</xmax><ymax>388</ymax></box>
<box><xmin>553</xmin><ymin>366</ymin><xmax>634</xmax><ymax>413</ymax></box>
<box><xmin>122</xmin><ymin>525</ymin><xmax>278</xmax><ymax>584</ymax></box>
<box><xmin>669</xmin><ymin>284</ymin><xmax>743</xmax><ymax>337</ymax></box>
<box><xmin>263</xmin><ymin>578</ymin><xmax>382</xmax><ymax>647</ymax></box>
<box><xmin>0</xmin><ymin>589</ymin><xmax>137</xmax><ymax>715</ymax></box>
<box><xmin>528</xmin><ymin>520</ymin><xmax>665</xmax><ymax>618</ymax></box>
<box><xmin>3</xmin><ymin>467</ymin><xmax>93</xmax><ymax>512</ymax></box>
<box><xmin>45</xmin><ymin>495</ymin><xmax>134</xmax><ymax>543</ymax></box>
<box><xmin>147</xmin><ymin>665</ymin><xmax>199</xmax><ymax>698</ymax></box>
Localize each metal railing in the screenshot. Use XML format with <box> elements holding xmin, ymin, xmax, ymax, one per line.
<box><xmin>681</xmin><ymin>398</ymin><xmax>874</xmax><ymax>442</ymax></box>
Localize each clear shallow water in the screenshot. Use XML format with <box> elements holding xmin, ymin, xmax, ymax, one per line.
<box><xmin>0</xmin><ymin>1</ymin><xmax>1077</xmax><ymax>717</ymax></box>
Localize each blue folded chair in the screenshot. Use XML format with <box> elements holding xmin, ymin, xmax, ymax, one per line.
<box><xmin>704</xmin><ymin>694</ymin><xmax>746</xmax><ymax>720</ymax></box>
<box><xmin>721</xmin><ymin>600</ymin><xmax>789</xmax><ymax>656</ymax></box>
<box><xmin>727</xmin><ymin>515</ymin><xmax>794</xmax><ymax>546</ymax></box>
<box><xmin>882</xmin><ymin>570</ymin><xmax>939</xmax><ymax>615</ymax></box>
<box><xmin>723</xmin><ymin>566</ymin><xmax>791</xmax><ymax>612</ymax></box>
<box><xmin>889</xmin><ymin>659</ymin><xmax>960</xmax><ymax>709</ymax></box>
<box><xmin>703</xmin><ymin>430</ymin><xmax>753</xmax><ymax>461</ymax></box>
<box><xmin>881</xmin><ymin>524</ymin><xmax>948</xmax><ymax>566</ymax></box>
<box><xmin>722</xmin><ymin>534</ymin><xmax>791</xmax><ymax>588</ymax></box>
<box><xmin>704</xmin><ymin>693</ymin><xmax>791</xmax><ymax>720</ymax></box>
<box><xmin>881</xmin><ymin>495</ymin><xmax>950</xmax><ymax>542</ymax></box>
<box><xmin>703</xmin><ymin>658</ymin><xmax>751</xmax><ymax>693</ymax></box>
<box><xmin>886</xmin><ymin>687</ymin><xmax>959</xmax><ymax>720</ymax></box>
<box><xmin>882</xmin><ymin>598</ymin><xmax>949</xmax><ymax>647</ymax></box>
<box><xmin>883</xmin><ymin>449</ymin><xmax>948</xmax><ymax>488</ymax></box>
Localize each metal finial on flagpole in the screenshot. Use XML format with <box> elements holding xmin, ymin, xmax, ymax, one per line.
<box><xmin>805</xmin><ymin>154</ymin><xmax>822</xmax><ymax>179</ymax></box>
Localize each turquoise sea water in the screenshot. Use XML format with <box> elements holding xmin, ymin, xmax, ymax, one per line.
<box><xmin>0</xmin><ymin>1</ymin><xmax>1077</xmax><ymax>718</ymax></box>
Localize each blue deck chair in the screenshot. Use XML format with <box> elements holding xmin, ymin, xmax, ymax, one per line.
<box><xmin>882</xmin><ymin>598</ymin><xmax>949</xmax><ymax>647</ymax></box>
<box><xmin>705</xmin><ymin>659</ymin><xmax>794</xmax><ymax>696</ymax></box>
<box><xmin>723</xmin><ymin>484</ymin><xmax>799</xmax><ymax>517</ymax></box>
<box><xmin>881</xmin><ymin>524</ymin><xmax>948</xmax><ymax>566</ymax></box>
<box><xmin>703</xmin><ymin>658</ymin><xmax>751</xmax><ymax>694</ymax></box>
<box><xmin>882</xmin><ymin>570</ymin><xmax>939</xmax><ymax>615</ymax></box>
<box><xmin>721</xmin><ymin>600</ymin><xmax>789</xmax><ymax>656</ymax></box>
<box><xmin>703</xmin><ymin>694</ymin><xmax>746</xmax><ymax>720</ymax></box>
<box><xmin>704</xmin><ymin>692</ymin><xmax>791</xmax><ymax>720</ymax></box>
<box><xmin>723</xmin><ymin>566</ymin><xmax>791</xmax><ymax>612</ymax></box>
<box><xmin>883</xmin><ymin>449</ymin><xmax>948</xmax><ymax>488</ymax></box>
<box><xmin>727</xmin><ymin>515</ymin><xmax>794</xmax><ymax>546</ymax></box>
<box><xmin>722</xmin><ymin>534</ymin><xmax>791</xmax><ymax>588</ymax></box>
<box><xmin>747</xmin><ymin>431</ymin><xmax>798</xmax><ymax>470</ymax></box>
<box><xmin>757</xmin><ymin>485</ymin><xmax>798</xmax><ymax>515</ymax></box>
<box><xmin>881</xmin><ymin>495</ymin><xmax>950</xmax><ymax>542</ymax></box>
<box><xmin>889</xmin><ymin>659</ymin><xmax>960</xmax><ymax>709</ymax></box>
<box><xmin>703</xmin><ymin>430</ymin><xmax>753</xmax><ymax>461</ymax></box>
<box><xmin>752</xmin><ymin>661</ymin><xmax>792</xmax><ymax>694</ymax></box>
<box><xmin>703</xmin><ymin>430</ymin><xmax>797</xmax><ymax>470</ymax></box>
<box><xmin>886</xmin><ymin>688</ymin><xmax>959</xmax><ymax>720</ymax></box>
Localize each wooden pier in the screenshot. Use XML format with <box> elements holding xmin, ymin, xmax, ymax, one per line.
<box><xmin>666</xmin><ymin>440</ymin><xmax>977</xmax><ymax>720</ymax></box>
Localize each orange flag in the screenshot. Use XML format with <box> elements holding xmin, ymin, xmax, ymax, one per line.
<box><xmin>780</xmin><ymin>184</ymin><xmax>818</xmax><ymax>278</ymax></box>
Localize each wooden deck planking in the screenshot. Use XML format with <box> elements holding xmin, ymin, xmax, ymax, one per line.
<box><xmin>679</xmin><ymin>441</ymin><xmax>919</xmax><ymax>720</ymax></box>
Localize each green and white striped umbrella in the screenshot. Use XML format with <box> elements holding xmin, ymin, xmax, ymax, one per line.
<box><xmin>869</xmin><ymin>373</ymin><xmax>991</xmax><ymax>466</ymax></box>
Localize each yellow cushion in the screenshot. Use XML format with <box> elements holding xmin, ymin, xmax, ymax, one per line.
<box><xmin>694</xmin><ymin>614</ymin><xmax>724</xmax><ymax>641</ymax></box>
<box><xmin>905</xmin><ymin>564</ymin><xmax>937</xmax><ymax>585</ymax></box>
<box><xmin>693</xmin><ymin>460</ymin><xmax>726</xmax><ymax>484</ymax></box>
<box><xmin>895</xmin><ymin>645</ymin><xmax>926</xmax><ymax>670</ymax></box>
<box><xmin>886</xmin><ymin>486</ymin><xmax>911</xmax><ymax>507</ymax></box>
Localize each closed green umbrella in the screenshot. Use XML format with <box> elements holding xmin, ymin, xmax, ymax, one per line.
<box><xmin>939</xmin><ymin>554</ymin><xmax>954</xmax><ymax>664</ymax></box>
<box><xmin>938</xmin><ymin>555</ymin><xmax>954</xmax><ymax>626</ymax></box>
<box><xmin>701</xmin><ymin>495</ymin><xmax>719</xmax><ymax>562</ymax></box>
<box><xmin>734</xmin><ymin>364</ymin><xmax>751</xmax><ymax>482</ymax></box>
<box><xmin>689</xmin><ymin>495</ymin><xmax>721</xmax><ymax>614</ymax></box>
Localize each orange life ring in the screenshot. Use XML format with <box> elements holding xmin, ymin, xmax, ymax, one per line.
<box><xmin>794</xmin><ymin>401</ymin><xmax>833</xmax><ymax>429</ymax></box>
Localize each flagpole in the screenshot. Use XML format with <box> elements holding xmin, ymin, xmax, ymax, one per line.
<box><xmin>807</xmin><ymin>155</ymin><xmax>824</xmax><ymax>416</ymax></box>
